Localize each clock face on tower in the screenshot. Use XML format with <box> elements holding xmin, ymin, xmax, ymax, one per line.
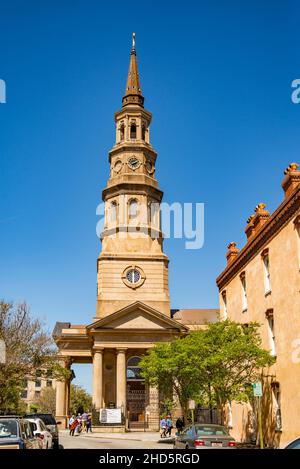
<box><xmin>127</xmin><ymin>156</ymin><xmax>140</xmax><ymax>170</ymax></box>
<box><xmin>145</xmin><ymin>160</ymin><xmax>154</xmax><ymax>174</ymax></box>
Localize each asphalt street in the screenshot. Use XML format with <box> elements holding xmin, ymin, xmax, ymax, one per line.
<box><xmin>59</xmin><ymin>432</ymin><xmax>172</xmax><ymax>449</ymax></box>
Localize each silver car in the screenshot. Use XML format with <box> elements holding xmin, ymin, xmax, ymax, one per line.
<box><xmin>174</xmin><ymin>424</ymin><xmax>237</xmax><ymax>449</ymax></box>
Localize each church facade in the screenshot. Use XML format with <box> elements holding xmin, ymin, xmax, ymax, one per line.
<box><xmin>53</xmin><ymin>36</ymin><xmax>218</xmax><ymax>431</ymax></box>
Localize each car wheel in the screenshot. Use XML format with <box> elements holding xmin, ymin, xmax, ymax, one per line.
<box><xmin>185</xmin><ymin>444</ymin><xmax>189</xmax><ymax>450</ymax></box>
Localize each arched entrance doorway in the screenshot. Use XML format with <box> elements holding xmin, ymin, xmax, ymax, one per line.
<box><xmin>126</xmin><ymin>356</ymin><xmax>148</xmax><ymax>430</ymax></box>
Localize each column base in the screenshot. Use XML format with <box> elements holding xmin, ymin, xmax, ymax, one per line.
<box><xmin>55</xmin><ymin>415</ymin><xmax>68</xmax><ymax>429</ymax></box>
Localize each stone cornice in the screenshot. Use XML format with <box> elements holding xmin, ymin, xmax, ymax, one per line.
<box><xmin>102</xmin><ymin>182</ymin><xmax>163</xmax><ymax>201</ymax></box>
<box><xmin>216</xmin><ymin>186</ymin><xmax>300</xmax><ymax>291</ymax></box>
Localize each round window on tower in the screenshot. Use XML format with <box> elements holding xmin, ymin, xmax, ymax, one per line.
<box><xmin>122</xmin><ymin>266</ymin><xmax>145</xmax><ymax>289</ymax></box>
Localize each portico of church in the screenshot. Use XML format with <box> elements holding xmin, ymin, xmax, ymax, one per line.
<box><xmin>54</xmin><ymin>302</ymin><xmax>188</xmax><ymax>431</ymax></box>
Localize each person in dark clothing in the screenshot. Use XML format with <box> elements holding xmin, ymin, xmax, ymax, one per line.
<box><xmin>176</xmin><ymin>417</ymin><xmax>184</xmax><ymax>434</ymax></box>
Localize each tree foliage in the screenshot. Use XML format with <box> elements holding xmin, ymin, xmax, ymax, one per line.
<box><xmin>34</xmin><ymin>386</ymin><xmax>56</xmax><ymax>415</ymax></box>
<box><xmin>69</xmin><ymin>385</ymin><xmax>92</xmax><ymax>415</ymax></box>
<box><xmin>140</xmin><ymin>320</ymin><xmax>275</xmax><ymax>421</ymax></box>
<box><xmin>0</xmin><ymin>301</ymin><xmax>70</xmax><ymax>413</ymax></box>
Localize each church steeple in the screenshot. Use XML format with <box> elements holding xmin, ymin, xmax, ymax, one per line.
<box><xmin>96</xmin><ymin>34</ymin><xmax>170</xmax><ymax>320</ymax></box>
<box><xmin>122</xmin><ymin>33</ymin><xmax>144</xmax><ymax>108</ymax></box>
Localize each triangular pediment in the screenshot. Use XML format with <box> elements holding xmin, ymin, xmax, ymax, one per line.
<box><xmin>87</xmin><ymin>301</ymin><xmax>188</xmax><ymax>332</ymax></box>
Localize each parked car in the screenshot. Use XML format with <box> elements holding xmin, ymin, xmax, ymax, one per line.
<box><xmin>284</xmin><ymin>438</ymin><xmax>300</xmax><ymax>449</ymax></box>
<box><xmin>27</xmin><ymin>418</ymin><xmax>53</xmax><ymax>449</ymax></box>
<box><xmin>25</xmin><ymin>413</ymin><xmax>60</xmax><ymax>449</ymax></box>
<box><xmin>0</xmin><ymin>416</ymin><xmax>40</xmax><ymax>449</ymax></box>
<box><xmin>174</xmin><ymin>424</ymin><xmax>237</xmax><ymax>449</ymax></box>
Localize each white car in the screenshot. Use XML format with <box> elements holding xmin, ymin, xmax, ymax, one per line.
<box><xmin>27</xmin><ymin>418</ymin><xmax>53</xmax><ymax>449</ymax></box>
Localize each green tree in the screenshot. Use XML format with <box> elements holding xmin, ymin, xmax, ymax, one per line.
<box><xmin>0</xmin><ymin>301</ymin><xmax>70</xmax><ymax>413</ymax></box>
<box><xmin>140</xmin><ymin>320</ymin><xmax>275</xmax><ymax>423</ymax></box>
<box><xmin>69</xmin><ymin>385</ymin><xmax>92</xmax><ymax>415</ymax></box>
<box><xmin>34</xmin><ymin>386</ymin><xmax>56</xmax><ymax>414</ymax></box>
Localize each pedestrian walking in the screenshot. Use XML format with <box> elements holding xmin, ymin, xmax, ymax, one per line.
<box><xmin>160</xmin><ymin>416</ymin><xmax>167</xmax><ymax>438</ymax></box>
<box><xmin>166</xmin><ymin>415</ymin><xmax>173</xmax><ymax>437</ymax></box>
<box><xmin>69</xmin><ymin>416</ymin><xmax>78</xmax><ymax>436</ymax></box>
<box><xmin>86</xmin><ymin>414</ymin><xmax>92</xmax><ymax>433</ymax></box>
<box><xmin>176</xmin><ymin>417</ymin><xmax>184</xmax><ymax>434</ymax></box>
<box><xmin>81</xmin><ymin>412</ymin><xmax>88</xmax><ymax>432</ymax></box>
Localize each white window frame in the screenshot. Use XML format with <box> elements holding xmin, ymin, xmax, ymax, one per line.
<box><xmin>267</xmin><ymin>313</ymin><xmax>276</xmax><ymax>357</ymax></box>
<box><xmin>263</xmin><ymin>253</ymin><xmax>271</xmax><ymax>294</ymax></box>
<box><xmin>222</xmin><ymin>291</ymin><xmax>228</xmax><ymax>320</ymax></box>
<box><xmin>240</xmin><ymin>274</ymin><xmax>247</xmax><ymax>312</ymax></box>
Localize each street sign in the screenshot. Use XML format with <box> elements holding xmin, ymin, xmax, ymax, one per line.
<box><xmin>188</xmin><ymin>399</ymin><xmax>196</xmax><ymax>410</ymax></box>
<box><xmin>252</xmin><ymin>381</ymin><xmax>263</xmax><ymax>397</ymax></box>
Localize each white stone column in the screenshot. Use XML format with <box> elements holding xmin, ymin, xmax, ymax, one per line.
<box><xmin>92</xmin><ymin>349</ymin><xmax>104</xmax><ymax>410</ymax></box>
<box><xmin>116</xmin><ymin>348</ymin><xmax>127</xmax><ymax>412</ymax></box>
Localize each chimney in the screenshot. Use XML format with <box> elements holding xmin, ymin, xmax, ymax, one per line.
<box><xmin>282</xmin><ymin>163</ymin><xmax>300</xmax><ymax>199</ymax></box>
<box><xmin>252</xmin><ymin>203</ymin><xmax>270</xmax><ymax>232</ymax></box>
<box><xmin>245</xmin><ymin>214</ymin><xmax>255</xmax><ymax>241</ymax></box>
<box><xmin>226</xmin><ymin>242</ymin><xmax>239</xmax><ymax>265</ymax></box>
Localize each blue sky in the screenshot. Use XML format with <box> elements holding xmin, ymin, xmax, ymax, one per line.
<box><xmin>1</xmin><ymin>0</ymin><xmax>299</xmax><ymax>391</ymax></box>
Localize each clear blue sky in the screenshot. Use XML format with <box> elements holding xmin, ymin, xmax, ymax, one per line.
<box><xmin>1</xmin><ymin>0</ymin><xmax>299</xmax><ymax>391</ymax></box>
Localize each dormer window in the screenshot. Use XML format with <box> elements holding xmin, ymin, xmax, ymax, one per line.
<box><xmin>130</xmin><ymin>123</ymin><xmax>137</xmax><ymax>139</ymax></box>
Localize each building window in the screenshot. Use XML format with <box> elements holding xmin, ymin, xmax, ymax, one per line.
<box><xmin>240</xmin><ymin>272</ymin><xmax>247</xmax><ymax>312</ymax></box>
<box><xmin>120</xmin><ymin>124</ymin><xmax>125</xmax><ymax>141</ymax></box>
<box><xmin>271</xmin><ymin>382</ymin><xmax>282</xmax><ymax>431</ymax></box>
<box><xmin>46</xmin><ymin>380</ymin><xmax>52</xmax><ymax>387</ymax></box>
<box><xmin>128</xmin><ymin>199</ymin><xmax>138</xmax><ymax>220</ymax></box>
<box><xmin>266</xmin><ymin>309</ymin><xmax>276</xmax><ymax>357</ymax></box>
<box><xmin>142</xmin><ymin>125</ymin><xmax>146</xmax><ymax>140</ymax></box>
<box><xmin>127</xmin><ymin>356</ymin><xmax>142</xmax><ymax>380</ymax></box>
<box><xmin>21</xmin><ymin>390</ymin><xmax>28</xmax><ymax>399</ymax></box>
<box><xmin>34</xmin><ymin>391</ymin><xmax>40</xmax><ymax>399</ymax></box>
<box><xmin>148</xmin><ymin>200</ymin><xmax>159</xmax><ymax>226</ymax></box>
<box><xmin>130</xmin><ymin>123</ymin><xmax>137</xmax><ymax>139</ymax></box>
<box><xmin>35</xmin><ymin>379</ymin><xmax>41</xmax><ymax>388</ymax></box>
<box><xmin>221</xmin><ymin>291</ymin><xmax>228</xmax><ymax>319</ymax></box>
<box><xmin>262</xmin><ymin>249</ymin><xmax>271</xmax><ymax>294</ymax></box>
<box><xmin>294</xmin><ymin>216</ymin><xmax>300</xmax><ymax>270</ymax></box>
<box><xmin>110</xmin><ymin>201</ymin><xmax>118</xmax><ymax>223</ymax></box>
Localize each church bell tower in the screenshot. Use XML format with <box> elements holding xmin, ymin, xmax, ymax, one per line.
<box><xmin>96</xmin><ymin>33</ymin><xmax>170</xmax><ymax>319</ymax></box>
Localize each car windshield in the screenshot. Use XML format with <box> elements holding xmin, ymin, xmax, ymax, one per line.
<box><xmin>195</xmin><ymin>425</ymin><xmax>228</xmax><ymax>436</ymax></box>
<box><xmin>0</xmin><ymin>419</ymin><xmax>18</xmax><ymax>438</ymax></box>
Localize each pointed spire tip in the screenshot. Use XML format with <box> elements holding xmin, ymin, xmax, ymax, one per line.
<box><xmin>132</xmin><ymin>32</ymin><xmax>136</xmax><ymax>54</ymax></box>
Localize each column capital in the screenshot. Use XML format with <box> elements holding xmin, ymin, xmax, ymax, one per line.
<box><xmin>116</xmin><ymin>347</ymin><xmax>127</xmax><ymax>354</ymax></box>
<box><xmin>93</xmin><ymin>347</ymin><xmax>104</xmax><ymax>355</ymax></box>
<box><xmin>58</xmin><ymin>356</ymin><xmax>72</xmax><ymax>368</ymax></box>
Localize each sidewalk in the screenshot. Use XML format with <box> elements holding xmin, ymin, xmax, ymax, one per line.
<box><xmin>60</xmin><ymin>429</ymin><xmax>173</xmax><ymax>444</ymax></box>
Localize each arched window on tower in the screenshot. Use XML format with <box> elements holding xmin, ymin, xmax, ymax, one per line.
<box><xmin>148</xmin><ymin>200</ymin><xmax>159</xmax><ymax>227</ymax></box>
<box><xmin>128</xmin><ymin>199</ymin><xmax>138</xmax><ymax>220</ymax></box>
<box><xmin>110</xmin><ymin>201</ymin><xmax>118</xmax><ymax>223</ymax></box>
<box><xmin>142</xmin><ymin>125</ymin><xmax>146</xmax><ymax>141</ymax></box>
<box><xmin>120</xmin><ymin>124</ymin><xmax>125</xmax><ymax>141</ymax></box>
<box><xmin>130</xmin><ymin>123</ymin><xmax>137</xmax><ymax>139</ymax></box>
